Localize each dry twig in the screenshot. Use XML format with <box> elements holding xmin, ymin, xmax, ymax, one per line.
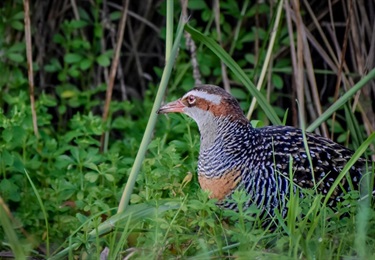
<box><xmin>23</xmin><ymin>0</ymin><xmax>39</xmax><ymax>138</ymax></box>
<box><xmin>100</xmin><ymin>0</ymin><xmax>130</xmax><ymax>152</ymax></box>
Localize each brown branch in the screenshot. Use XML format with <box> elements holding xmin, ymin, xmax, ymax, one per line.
<box><xmin>23</xmin><ymin>0</ymin><xmax>39</xmax><ymax>139</ymax></box>
<box><xmin>100</xmin><ymin>0</ymin><xmax>129</xmax><ymax>152</ymax></box>
<box><xmin>285</xmin><ymin>2</ymin><xmax>298</xmax><ymax>126</ymax></box>
<box><xmin>292</xmin><ymin>0</ymin><xmax>306</xmax><ymax>124</ymax></box>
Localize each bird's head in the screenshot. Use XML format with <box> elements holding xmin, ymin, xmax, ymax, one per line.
<box><xmin>157</xmin><ymin>85</ymin><xmax>248</xmax><ymax>125</ymax></box>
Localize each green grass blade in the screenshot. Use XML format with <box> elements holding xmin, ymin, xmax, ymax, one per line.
<box><xmin>0</xmin><ymin>202</ymin><xmax>27</xmax><ymax>260</ymax></box>
<box><xmin>109</xmin><ymin>215</ymin><xmax>132</xmax><ymax>259</ymax></box>
<box><xmin>117</xmin><ymin>13</ymin><xmax>186</xmax><ymax>213</ymax></box>
<box><xmin>246</xmin><ymin>0</ymin><xmax>284</xmax><ymax>119</ymax></box>
<box><xmin>165</xmin><ymin>0</ymin><xmax>173</xmax><ymax>61</ymax></box>
<box><xmin>307</xmin><ymin>68</ymin><xmax>375</xmax><ymax>132</ymax></box>
<box><xmin>24</xmin><ymin>169</ymin><xmax>50</xmax><ymax>257</ymax></box>
<box><xmin>185</xmin><ymin>24</ymin><xmax>282</xmax><ymax>126</ymax></box>
<box><xmin>355</xmin><ymin>173</ymin><xmax>372</xmax><ymax>259</ymax></box>
<box><xmin>297</xmin><ymin>100</ymin><xmax>317</xmax><ymax>191</ymax></box>
<box><xmin>323</xmin><ymin>132</ymin><xmax>375</xmax><ymax>206</ymax></box>
<box><xmin>344</xmin><ymin>103</ymin><xmax>363</xmax><ymax>149</ymax></box>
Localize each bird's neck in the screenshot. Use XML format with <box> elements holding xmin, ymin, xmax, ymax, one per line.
<box><xmin>195</xmin><ymin>113</ymin><xmax>218</xmax><ymax>151</ymax></box>
<box><xmin>198</xmin><ymin>115</ymin><xmax>251</xmax><ymax>152</ymax></box>
<box><xmin>197</xmin><ymin>115</ymin><xmax>254</xmax><ymax>181</ymax></box>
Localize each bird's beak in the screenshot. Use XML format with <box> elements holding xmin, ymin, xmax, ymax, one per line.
<box><xmin>157</xmin><ymin>99</ymin><xmax>185</xmax><ymax>114</ymax></box>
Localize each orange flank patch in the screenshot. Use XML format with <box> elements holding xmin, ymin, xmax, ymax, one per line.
<box><xmin>198</xmin><ymin>170</ymin><xmax>242</xmax><ymax>200</ymax></box>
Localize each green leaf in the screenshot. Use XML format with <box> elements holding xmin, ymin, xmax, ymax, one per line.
<box><xmin>7</xmin><ymin>53</ymin><xmax>24</xmax><ymax>63</ymax></box>
<box><xmin>96</xmin><ymin>54</ymin><xmax>110</xmax><ymax>67</ymax></box>
<box><xmin>240</xmin><ymin>33</ymin><xmax>256</xmax><ymax>44</ymax></box>
<box><xmin>327</xmin><ymin>119</ymin><xmax>344</xmax><ymax>133</ymax></box>
<box><xmin>8</xmin><ymin>43</ymin><xmax>25</xmax><ymax>52</ymax></box>
<box><xmin>244</xmin><ymin>54</ymin><xmax>256</xmax><ymax>64</ymax></box>
<box><xmin>2</xmin><ymin>127</ymin><xmax>13</xmax><ymax>142</ymax></box>
<box><xmin>201</xmin><ymin>9</ymin><xmax>212</xmax><ymax>22</ymax></box>
<box><xmin>76</xmin><ymin>213</ymin><xmax>88</xmax><ymax>224</ymax></box>
<box><xmin>94</xmin><ymin>25</ymin><xmax>103</xmax><ymax>38</ymax></box>
<box><xmin>56</xmin><ymin>155</ymin><xmax>74</xmax><ymax>169</ymax></box>
<box><xmin>71</xmin><ymin>39</ymin><xmax>82</xmax><ymax>49</ymax></box>
<box><xmin>53</xmin><ymin>34</ymin><xmax>65</xmax><ymax>44</ymax></box>
<box><xmin>130</xmin><ymin>194</ymin><xmax>142</xmax><ymax>204</ymax></box>
<box><xmin>64</xmin><ymin>53</ymin><xmax>83</xmax><ymax>64</ymax></box>
<box><xmin>84</xmin><ymin>162</ymin><xmax>98</xmax><ymax>171</ymax></box>
<box><xmin>231</xmin><ymin>88</ymin><xmax>248</xmax><ymax>100</ymax></box>
<box><xmin>80</xmin><ymin>58</ymin><xmax>92</xmax><ymax>70</ymax></box>
<box><xmin>188</xmin><ymin>0</ymin><xmax>207</xmax><ymax>10</ymax></box>
<box><xmin>78</xmin><ymin>7</ymin><xmax>91</xmax><ymax>22</ymax></box>
<box><xmin>70</xmin><ymin>147</ymin><xmax>80</xmax><ymax>163</ymax></box>
<box><xmin>11</xmin><ymin>20</ymin><xmax>23</xmax><ymax>31</ymax></box>
<box><xmin>13</xmin><ymin>156</ymin><xmax>25</xmax><ymax>173</ymax></box>
<box><xmin>0</xmin><ymin>179</ymin><xmax>20</xmax><ymax>202</ymax></box>
<box><xmin>337</xmin><ymin>133</ymin><xmax>347</xmax><ymax>143</ymax></box>
<box><xmin>58</xmin><ymin>71</ymin><xmax>67</xmax><ymax>81</ymax></box>
<box><xmin>44</xmin><ymin>58</ymin><xmax>62</xmax><ymax>72</ymax></box>
<box><xmin>68</xmin><ymin>67</ymin><xmax>80</xmax><ymax>78</ymax></box>
<box><xmin>85</xmin><ymin>172</ymin><xmax>99</xmax><ymax>183</ymax></box>
<box><xmin>12</xmin><ymin>11</ymin><xmax>24</xmax><ymax>20</ymax></box>
<box><xmin>1</xmin><ymin>150</ymin><xmax>14</xmax><ymax>166</ymax></box>
<box><xmin>110</xmin><ymin>11</ymin><xmax>122</xmax><ymax>21</ymax></box>
<box><xmin>104</xmin><ymin>174</ymin><xmax>115</xmax><ymax>182</ymax></box>
<box><xmin>61</xmin><ymin>90</ymin><xmax>78</xmax><ymax>98</ymax></box>
<box><xmin>12</xmin><ymin>126</ymin><xmax>26</xmax><ymax>145</ymax></box>
<box><xmin>272</xmin><ymin>74</ymin><xmax>283</xmax><ymax>89</ymax></box>
<box><xmin>69</xmin><ymin>20</ymin><xmax>88</xmax><ymax>29</ymax></box>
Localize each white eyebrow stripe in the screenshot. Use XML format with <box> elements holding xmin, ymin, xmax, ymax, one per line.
<box><xmin>183</xmin><ymin>90</ymin><xmax>222</xmax><ymax>105</ymax></box>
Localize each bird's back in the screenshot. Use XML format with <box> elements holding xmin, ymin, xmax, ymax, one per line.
<box><xmin>255</xmin><ymin>126</ymin><xmax>367</xmax><ymax>194</ymax></box>
<box><xmin>198</xmin><ymin>123</ymin><xmax>370</xmax><ymax>218</ymax></box>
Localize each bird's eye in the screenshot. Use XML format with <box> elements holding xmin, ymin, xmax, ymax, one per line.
<box><xmin>187</xmin><ymin>95</ymin><xmax>196</xmax><ymax>105</ymax></box>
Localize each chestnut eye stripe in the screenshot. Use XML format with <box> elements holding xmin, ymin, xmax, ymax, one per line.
<box><xmin>182</xmin><ymin>90</ymin><xmax>222</xmax><ymax>105</ymax></box>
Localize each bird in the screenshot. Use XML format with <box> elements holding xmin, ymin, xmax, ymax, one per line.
<box><xmin>157</xmin><ymin>84</ymin><xmax>372</xmax><ymax>219</ymax></box>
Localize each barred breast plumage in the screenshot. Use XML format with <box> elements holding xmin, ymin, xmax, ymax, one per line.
<box><xmin>158</xmin><ymin>84</ymin><xmax>372</xmax><ymax>219</ymax></box>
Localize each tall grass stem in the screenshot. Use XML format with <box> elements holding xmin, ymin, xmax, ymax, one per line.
<box><xmin>117</xmin><ymin>11</ymin><xmax>185</xmax><ymax>213</ymax></box>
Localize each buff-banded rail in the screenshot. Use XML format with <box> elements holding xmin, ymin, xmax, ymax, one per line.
<box><xmin>158</xmin><ymin>84</ymin><xmax>373</xmax><ymax>219</ymax></box>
